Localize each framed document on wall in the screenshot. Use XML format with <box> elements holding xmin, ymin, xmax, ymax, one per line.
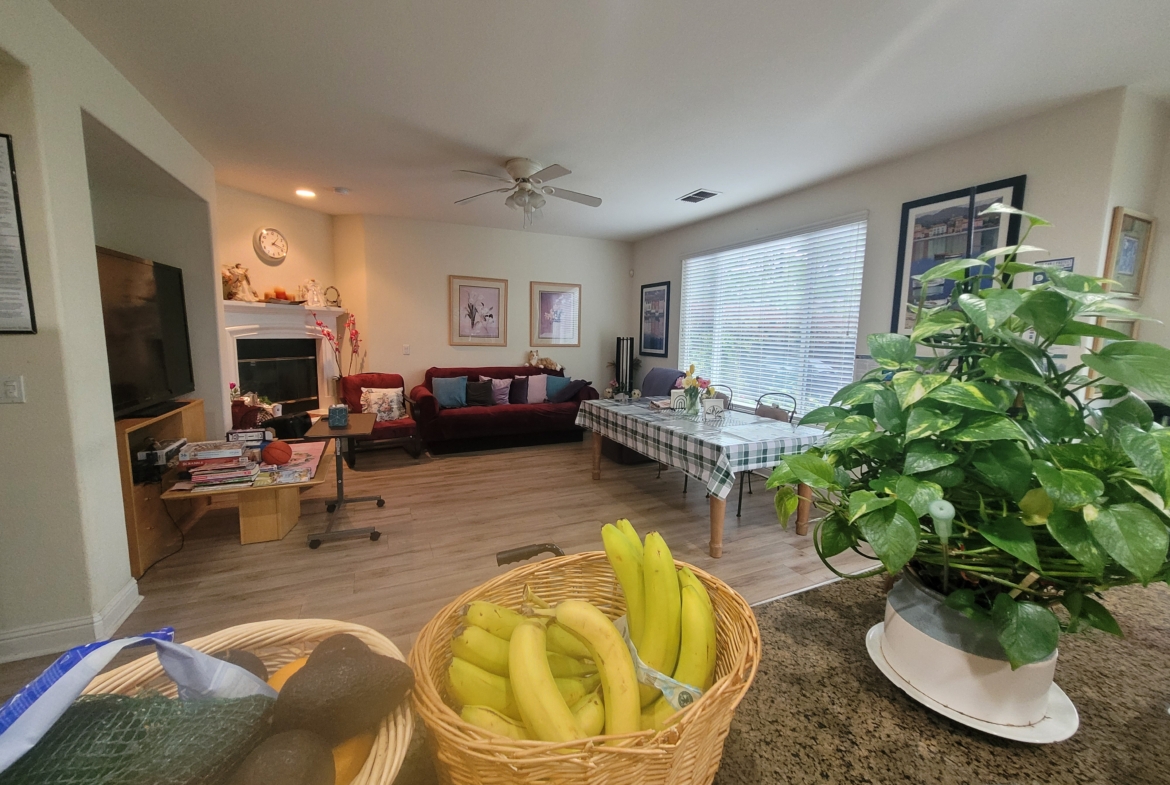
<box><xmin>0</xmin><ymin>134</ymin><xmax>36</xmax><ymax>333</ymax></box>
<box><xmin>639</xmin><ymin>281</ymin><xmax>669</xmax><ymax>357</ymax></box>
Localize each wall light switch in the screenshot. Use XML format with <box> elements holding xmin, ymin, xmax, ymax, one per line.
<box><xmin>1</xmin><ymin>375</ymin><xmax>26</xmax><ymax>403</ymax></box>
<box><xmin>402</xmin><ymin>344</ymin><xmax>410</xmax><ymax>355</ymax></box>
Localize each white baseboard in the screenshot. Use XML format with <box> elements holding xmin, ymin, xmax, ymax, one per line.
<box><xmin>0</xmin><ymin>579</ymin><xmax>141</xmax><ymax>665</ymax></box>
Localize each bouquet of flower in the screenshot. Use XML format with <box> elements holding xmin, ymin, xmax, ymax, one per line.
<box><xmin>313</xmin><ymin>312</ymin><xmax>363</xmax><ymax>376</ymax></box>
<box><xmin>675</xmin><ymin>364</ymin><xmax>713</xmax><ymax>413</ymax></box>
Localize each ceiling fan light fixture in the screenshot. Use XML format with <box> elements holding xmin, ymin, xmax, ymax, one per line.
<box><xmin>505</xmin><ymin>193</ymin><xmax>518</xmax><ymax>209</ymax></box>
<box><xmin>530</xmin><ymin>194</ymin><xmax>546</xmax><ymax>210</ymax></box>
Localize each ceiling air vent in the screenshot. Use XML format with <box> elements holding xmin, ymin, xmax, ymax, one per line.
<box><xmin>677</xmin><ymin>189</ymin><xmax>720</xmax><ymax>204</ymax></box>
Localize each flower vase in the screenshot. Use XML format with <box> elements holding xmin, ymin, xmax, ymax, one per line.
<box><xmin>684</xmin><ymin>386</ymin><xmax>701</xmax><ymax>415</ymax></box>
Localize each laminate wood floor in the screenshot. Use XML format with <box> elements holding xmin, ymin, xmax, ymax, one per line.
<box><xmin>0</xmin><ymin>439</ymin><xmax>871</xmax><ymax>700</ymax></box>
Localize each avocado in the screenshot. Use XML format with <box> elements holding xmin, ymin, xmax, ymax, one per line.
<box><xmin>227</xmin><ymin>730</ymin><xmax>333</xmax><ymax>785</ymax></box>
<box><xmin>306</xmin><ymin>633</ymin><xmax>371</xmax><ymax>667</ymax></box>
<box><xmin>271</xmin><ymin>652</ymin><xmax>414</xmax><ymax>743</ymax></box>
<box><xmin>214</xmin><ymin>648</ymin><xmax>269</xmax><ymax>682</ymax></box>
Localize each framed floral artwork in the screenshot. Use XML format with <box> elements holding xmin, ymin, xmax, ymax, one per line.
<box><xmin>449</xmin><ymin>275</ymin><xmax>507</xmax><ymax>346</ymax></box>
<box><xmin>1102</xmin><ymin>207</ymin><xmax>1155</xmax><ymax>299</ymax></box>
<box><xmin>530</xmin><ymin>281</ymin><xmax>581</xmax><ymax>347</ymax></box>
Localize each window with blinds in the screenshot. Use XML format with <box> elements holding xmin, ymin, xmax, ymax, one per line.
<box><xmin>678</xmin><ymin>216</ymin><xmax>867</xmax><ymax>416</ymax></box>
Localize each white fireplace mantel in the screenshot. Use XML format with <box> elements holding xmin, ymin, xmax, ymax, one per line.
<box><xmin>222</xmin><ymin>301</ymin><xmax>346</xmax><ymax>407</ymax></box>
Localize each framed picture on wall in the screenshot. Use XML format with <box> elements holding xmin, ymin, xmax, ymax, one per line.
<box><xmin>639</xmin><ymin>281</ymin><xmax>670</xmax><ymax>357</ymax></box>
<box><xmin>529</xmin><ymin>281</ymin><xmax>581</xmax><ymax>347</ymax></box>
<box><xmin>0</xmin><ymin>134</ymin><xmax>37</xmax><ymax>333</ymax></box>
<box><xmin>891</xmin><ymin>175</ymin><xmax>1026</xmax><ymax>334</ymax></box>
<box><xmin>1102</xmin><ymin>207</ymin><xmax>1155</xmax><ymax>299</ymax></box>
<box><xmin>449</xmin><ymin>275</ymin><xmax>507</xmax><ymax>346</ymax></box>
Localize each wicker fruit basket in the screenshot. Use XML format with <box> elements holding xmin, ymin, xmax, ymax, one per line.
<box><xmin>83</xmin><ymin>618</ymin><xmax>412</xmax><ymax>785</ymax></box>
<box><xmin>410</xmin><ymin>551</ymin><xmax>761</xmax><ymax>785</ymax></box>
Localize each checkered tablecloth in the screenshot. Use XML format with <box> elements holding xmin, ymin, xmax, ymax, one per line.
<box><xmin>576</xmin><ymin>399</ymin><xmax>826</xmax><ymax>499</ymax></box>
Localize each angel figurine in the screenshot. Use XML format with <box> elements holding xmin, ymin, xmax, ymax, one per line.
<box><xmin>221</xmin><ymin>263</ymin><xmax>259</xmax><ymax>302</ymax></box>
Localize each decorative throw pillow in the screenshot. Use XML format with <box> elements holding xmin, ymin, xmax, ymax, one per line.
<box><xmin>490</xmin><ymin>377</ymin><xmax>512</xmax><ymax>405</ymax></box>
<box><xmin>548</xmin><ymin>379</ymin><xmax>590</xmax><ymax>404</ymax></box>
<box><xmin>466</xmin><ymin>380</ymin><xmax>494</xmax><ymax>407</ymax></box>
<box><xmin>508</xmin><ymin>376</ymin><xmax>529</xmax><ymax>405</ymax></box>
<box><xmin>433</xmin><ymin>376</ymin><xmax>468</xmax><ymax>409</ymax></box>
<box><xmin>545</xmin><ymin>375</ymin><xmax>572</xmax><ymax>400</ymax></box>
<box><xmin>360</xmin><ymin>387</ymin><xmax>405</xmax><ymax>422</ymax></box>
<box><xmin>527</xmin><ymin>373</ymin><xmax>548</xmax><ymax>404</ymax></box>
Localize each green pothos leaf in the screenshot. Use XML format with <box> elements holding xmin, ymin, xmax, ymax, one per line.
<box><xmin>978</xmin><ymin>515</ymin><xmax>1042</xmax><ymax>570</ymax></box>
<box><xmin>892</xmin><ymin>371</ymin><xmax>949</xmax><ymax>409</ymax></box>
<box><xmin>992</xmin><ymin>594</ymin><xmax>1060</xmax><ymax>670</ymax></box>
<box><xmin>902</xmin><ymin>440</ymin><xmax>957</xmax><ymax>475</ymax></box>
<box><xmin>855</xmin><ymin>500</ymin><xmax>920</xmax><ymax>574</ymax></box>
<box><xmin>893</xmin><ymin>475</ymin><xmax>944</xmax><ymax>518</ymax></box>
<box><xmin>816</xmin><ymin>514</ymin><xmax>853</xmax><ymax>558</ymax></box>
<box><xmin>903</xmin><ymin>407</ymin><xmax>963</xmax><ymax>443</ymax></box>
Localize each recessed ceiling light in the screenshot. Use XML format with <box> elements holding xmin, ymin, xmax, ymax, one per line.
<box><xmin>295</xmin><ymin>189</ymin><xmax>316</xmax><ymax>198</ymax></box>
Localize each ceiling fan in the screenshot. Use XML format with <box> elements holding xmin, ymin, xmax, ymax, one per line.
<box><xmin>455</xmin><ymin>158</ymin><xmax>602</xmax><ymax>218</ymax></box>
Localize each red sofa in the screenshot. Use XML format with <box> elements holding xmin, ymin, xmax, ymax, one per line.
<box><xmin>409</xmin><ymin>366</ymin><xmax>598</xmax><ymax>452</ymax></box>
<box><xmin>339</xmin><ymin>373</ymin><xmax>421</xmax><ymax>465</ymax></box>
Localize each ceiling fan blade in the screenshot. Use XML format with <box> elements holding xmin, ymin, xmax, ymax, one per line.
<box><xmin>545</xmin><ymin>187</ymin><xmax>602</xmax><ymax>207</ymax></box>
<box><xmin>530</xmin><ymin>164</ymin><xmax>570</xmax><ymax>183</ymax></box>
<box><xmin>455</xmin><ymin>187</ymin><xmax>511</xmax><ymax>205</ymax></box>
<box><xmin>456</xmin><ymin>169</ymin><xmax>515</xmax><ymax>185</ymax></box>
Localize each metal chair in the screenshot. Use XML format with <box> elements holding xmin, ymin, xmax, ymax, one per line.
<box><xmin>708</xmin><ymin>385</ymin><xmax>733</xmax><ymax>410</ymax></box>
<box><xmin>736</xmin><ymin>392</ymin><xmax>799</xmax><ymax>517</ymax></box>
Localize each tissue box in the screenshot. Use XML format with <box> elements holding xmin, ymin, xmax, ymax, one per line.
<box><xmin>328</xmin><ymin>404</ymin><xmax>349</xmax><ymax>428</ymax></box>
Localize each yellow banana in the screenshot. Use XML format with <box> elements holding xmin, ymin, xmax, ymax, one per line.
<box><xmin>452</xmin><ymin>625</ymin><xmax>595</xmax><ymax>678</ymax></box>
<box><xmin>557</xmin><ymin>674</ymin><xmax>600</xmax><ymax>707</ymax></box>
<box><xmin>602</xmin><ymin>523</ymin><xmax>646</xmax><ymax>647</ymax></box>
<box><xmin>463</xmin><ymin>600</ymin><xmax>524</xmax><ymax>640</ymax></box>
<box><xmin>460</xmin><ymin>705</ymin><xmax>529</xmax><ymax>740</ymax></box>
<box><xmin>451</xmin><ymin>625</ymin><xmax>511</xmax><ymax>676</ymax></box>
<box><xmin>638</xmin><ymin>532</ymin><xmax>682</xmax><ymax>706</ymax></box>
<box><xmin>447</xmin><ymin>657</ymin><xmax>520</xmax><ymax>720</ymax></box>
<box><xmin>509</xmin><ymin>620</ymin><xmax>583</xmax><ymax>742</ymax></box>
<box><xmin>673</xmin><ymin>584</ymin><xmax>717</xmax><ymax>692</ymax></box>
<box><xmin>571</xmin><ymin>690</ymin><xmax>605</xmax><ymax>737</ymax></box>
<box><xmin>548</xmin><ymin>650</ymin><xmax>596</xmax><ymax>678</ymax></box>
<box><xmin>615</xmin><ymin>518</ymin><xmax>644</xmax><ymax>557</ymax></box>
<box><xmin>546</xmin><ymin>622</ymin><xmax>592</xmax><ymax>659</ymax></box>
<box><xmin>554</xmin><ymin>599</ymin><xmax>640</xmax><ymax>737</ymax></box>
<box><xmin>678</xmin><ymin>567</ymin><xmax>714</xmax><ymax>613</ymax></box>
<box><xmin>640</xmin><ymin>696</ymin><xmax>679</xmax><ymax>732</ymax></box>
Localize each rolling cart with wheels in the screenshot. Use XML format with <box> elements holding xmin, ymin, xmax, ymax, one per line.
<box><xmin>304</xmin><ymin>414</ymin><xmax>383</xmax><ymax>549</ymax></box>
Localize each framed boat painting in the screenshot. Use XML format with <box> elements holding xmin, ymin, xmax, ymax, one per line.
<box><xmin>639</xmin><ymin>281</ymin><xmax>670</xmax><ymax>357</ymax></box>
<box><xmin>449</xmin><ymin>275</ymin><xmax>507</xmax><ymax>346</ymax></box>
<box><xmin>530</xmin><ymin>281</ymin><xmax>581</xmax><ymax>347</ymax></box>
<box><xmin>891</xmin><ymin>175</ymin><xmax>1026</xmax><ymax>334</ymax></box>
<box><xmin>1102</xmin><ymin>207</ymin><xmax>1154</xmax><ymax>299</ymax></box>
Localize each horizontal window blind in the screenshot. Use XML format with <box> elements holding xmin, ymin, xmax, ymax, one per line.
<box><xmin>679</xmin><ymin>217</ymin><xmax>867</xmax><ymax>416</ymax></box>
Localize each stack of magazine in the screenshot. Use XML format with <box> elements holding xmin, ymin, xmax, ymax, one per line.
<box><xmin>178</xmin><ymin>441</ymin><xmax>259</xmax><ymax>488</ymax></box>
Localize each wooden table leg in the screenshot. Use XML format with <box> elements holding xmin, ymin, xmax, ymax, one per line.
<box><xmin>239</xmin><ymin>486</ymin><xmax>302</xmax><ymax>544</ymax></box>
<box><xmin>795</xmin><ymin>482</ymin><xmax>812</xmax><ymax>536</ymax></box>
<box><xmin>591</xmin><ymin>432</ymin><xmax>603</xmax><ymax>480</ymax></box>
<box><xmin>709</xmin><ymin>496</ymin><xmax>727</xmax><ymax>558</ymax></box>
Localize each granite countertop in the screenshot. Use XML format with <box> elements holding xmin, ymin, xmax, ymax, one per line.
<box><xmin>401</xmin><ymin>579</ymin><xmax>1170</xmax><ymax>785</ymax></box>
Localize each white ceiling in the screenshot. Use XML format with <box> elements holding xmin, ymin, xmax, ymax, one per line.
<box><xmin>50</xmin><ymin>0</ymin><xmax>1170</xmax><ymax>242</ymax></box>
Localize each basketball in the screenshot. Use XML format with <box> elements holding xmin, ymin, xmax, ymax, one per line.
<box><xmin>262</xmin><ymin>440</ymin><xmax>293</xmax><ymax>465</ymax></box>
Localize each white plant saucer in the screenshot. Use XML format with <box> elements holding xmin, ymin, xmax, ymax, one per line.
<box><xmin>865</xmin><ymin>623</ymin><xmax>1079</xmax><ymax>744</ymax></box>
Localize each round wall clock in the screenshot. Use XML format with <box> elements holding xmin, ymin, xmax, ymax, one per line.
<box><xmin>253</xmin><ymin>227</ymin><xmax>288</xmax><ymax>263</ymax></box>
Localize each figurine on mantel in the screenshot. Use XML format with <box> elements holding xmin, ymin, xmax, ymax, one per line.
<box><xmin>300</xmin><ymin>278</ymin><xmax>325</xmax><ymax>308</ymax></box>
<box><xmin>221</xmin><ymin>263</ymin><xmax>259</xmax><ymax>302</ymax></box>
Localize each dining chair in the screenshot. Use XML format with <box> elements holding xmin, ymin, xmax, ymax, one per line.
<box><xmin>736</xmin><ymin>392</ymin><xmax>799</xmax><ymax>517</ymax></box>
<box><xmin>709</xmin><ymin>384</ymin><xmax>733</xmax><ymax>410</ymax></box>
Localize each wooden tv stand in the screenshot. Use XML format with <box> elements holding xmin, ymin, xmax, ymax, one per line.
<box><xmin>114</xmin><ymin>399</ymin><xmax>209</xmax><ymax>578</ymax></box>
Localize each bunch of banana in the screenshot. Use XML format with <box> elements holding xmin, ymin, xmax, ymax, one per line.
<box><xmin>638</xmin><ymin>532</ymin><xmax>683</xmax><ymax>705</ymax></box>
<box><xmin>641</xmin><ymin>567</ymin><xmax>718</xmax><ymax>730</ymax></box>
<box><xmin>447</xmin><ymin>656</ymin><xmax>598</xmax><ymax>722</ymax></box>
<box><xmin>553</xmin><ymin>599</ymin><xmax>640</xmax><ymax>737</ymax></box>
<box><xmin>602</xmin><ymin>522</ymin><xmax>645</xmax><ymax>646</ymax></box>
<box><xmin>451</xmin><ymin>625</ymin><xmax>596</xmax><ymax>678</ymax></box>
<box><xmin>510</xmin><ymin>620</ymin><xmax>585</xmax><ymax>742</ymax></box>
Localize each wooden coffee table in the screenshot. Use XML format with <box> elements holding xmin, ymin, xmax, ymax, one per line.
<box><xmin>304</xmin><ymin>413</ymin><xmax>384</xmax><ymax>549</ymax></box>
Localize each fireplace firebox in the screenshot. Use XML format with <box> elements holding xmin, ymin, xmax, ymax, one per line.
<box><xmin>237</xmin><ymin>338</ymin><xmax>319</xmax><ymax>414</ymax></box>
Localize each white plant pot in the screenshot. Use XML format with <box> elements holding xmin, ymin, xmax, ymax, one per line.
<box><xmin>880</xmin><ymin>573</ymin><xmax>1057</xmax><ymax>727</ymax></box>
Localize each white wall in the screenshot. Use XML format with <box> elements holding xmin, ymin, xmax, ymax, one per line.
<box><xmin>633</xmin><ymin>89</ymin><xmax>1129</xmax><ymax>386</ymax></box>
<box><xmin>336</xmin><ymin>215</ymin><xmax>633</xmax><ymax>389</ymax></box>
<box><xmin>0</xmin><ymin>0</ymin><xmax>217</xmax><ymax>661</ymax></box>
<box><xmin>215</xmin><ymin>184</ymin><xmax>335</xmax><ymax>298</ymax></box>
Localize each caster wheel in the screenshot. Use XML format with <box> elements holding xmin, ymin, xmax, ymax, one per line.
<box><xmin>309</xmin><ymin>539</ymin><xmax>321</xmax><ymax>550</ymax></box>
<box><xmin>370</xmin><ymin>531</ymin><xmax>381</xmax><ymax>541</ymax></box>
<box><xmin>376</xmin><ymin>499</ymin><xmax>385</xmax><ymax>508</ymax></box>
<box><xmin>326</xmin><ymin>503</ymin><xmax>337</xmax><ymax>513</ymax></box>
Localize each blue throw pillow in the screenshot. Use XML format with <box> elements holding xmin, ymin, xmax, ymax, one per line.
<box><xmin>545</xmin><ymin>375</ymin><xmax>572</xmax><ymax>400</ymax></box>
<box><xmin>433</xmin><ymin>376</ymin><xmax>468</xmax><ymax>409</ymax></box>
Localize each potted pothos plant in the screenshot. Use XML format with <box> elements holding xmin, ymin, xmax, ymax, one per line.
<box><xmin>768</xmin><ymin>205</ymin><xmax>1170</xmax><ymax>722</ymax></box>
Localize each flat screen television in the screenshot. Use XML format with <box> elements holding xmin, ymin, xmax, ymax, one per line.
<box><xmin>96</xmin><ymin>247</ymin><xmax>195</xmax><ymax>418</ymax></box>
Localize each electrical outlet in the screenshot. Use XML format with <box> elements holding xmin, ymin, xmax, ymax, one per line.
<box><xmin>402</xmin><ymin>344</ymin><xmax>410</xmax><ymax>355</ymax></box>
<box><xmin>1</xmin><ymin>375</ymin><xmax>26</xmax><ymax>403</ymax></box>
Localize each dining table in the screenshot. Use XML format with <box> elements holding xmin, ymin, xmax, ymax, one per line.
<box><xmin>575</xmin><ymin>398</ymin><xmax>827</xmax><ymax>557</ymax></box>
